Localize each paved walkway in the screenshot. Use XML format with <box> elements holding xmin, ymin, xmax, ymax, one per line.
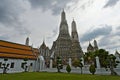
<box><xmin>43</xmin><ymin>67</ymin><xmax>120</xmax><ymax>75</ymax></box>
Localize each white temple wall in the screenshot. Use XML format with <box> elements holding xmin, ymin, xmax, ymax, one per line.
<box><xmin>0</xmin><ymin>58</ymin><xmax>35</xmax><ymax>73</ymax></box>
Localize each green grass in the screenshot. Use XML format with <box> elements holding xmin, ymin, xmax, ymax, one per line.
<box><xmin>0</xmin><ymin>72</ymin><xmax>120</xmax><ymax>80</ymax></box>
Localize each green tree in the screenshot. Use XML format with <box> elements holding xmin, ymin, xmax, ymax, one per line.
<box><xmin>56</xmin><ymin>57</ymin><xmax>62</xmax><ymax>72</ymax></box>
<box><xmin>72</xmin><ymin>59</ymin><xmax>79</xmax><ymax>68</ymax></box>
<box><xmin>106</xmin><ymin>54</ymin><xmax>118</xmax><ymax>75</ymax></box>
<box><xmin>72</xmin><ymin>59</ymin><xmax>83</xmax><ymax>74</ymax></box>
<box><xmin>96</xmin><ymin>49</ymin><xmax>109</xmax><ymax>68</ymax></box>
<box><xmin>96</xmin><ymin>49</ymin><xmax>118</xmax><ymax>75</ymax></box>
<box><xmin>85</xmin><ymin>49</ymin><xmax>118</xmax><ymax>75</ymax></box>
<box><xmin>1</xmin><ymin>58</ymin><xmax>9</xmax><ymax>74</ymax></box>
<box><xmin>84</xmin><ymin>52</ymin><xmax>96</xmax><ymax>65</ymax></box>
<box><xmin>89</xmin><ymin>64</ymin><xmax>96</xmax><ymax>75</ymax></box>
<box><xmin>66</xmin><ymin>64</ymin><xmax>71</xmax><ymax>73</ymax></box>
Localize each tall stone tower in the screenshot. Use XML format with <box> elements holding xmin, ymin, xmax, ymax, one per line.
<box><xmin>71</xmin><ymin>19</ymin><xmax>83</xmax><ymax>59</ymax></box>
<box><xmin>51</xmin><ymin>10</ymin><xmax>83</xmax><ymax>64</ymax></box>
<box><xmin>52</xmin><ymin>10</ymin><xmax>71</xmax><ymax>63</ymax></box>
<box><xmin>71</xmin><ymin>19</ymin><xmax>79</xmax><ymax>41</ymax></box>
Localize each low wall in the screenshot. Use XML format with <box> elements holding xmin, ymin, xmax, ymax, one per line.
<box><xmin>45</xmin><ymin>67</ymin><xmax>120</xmax><ymax>75</ymax></box>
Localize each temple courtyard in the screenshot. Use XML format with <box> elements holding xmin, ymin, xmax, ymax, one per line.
<box><xmin>1</xmin><ymin>72</ymin><xmax>120</xmax><ymax>80</ymax></box>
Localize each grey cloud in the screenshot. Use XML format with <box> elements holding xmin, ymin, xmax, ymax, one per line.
<box><xmin>0</xmin><ymin>36</ymin><xmax>10</xmax><ymax>40</ymax></box>
<box><xmin>29</xmin><ymin>0</ymin><xmax>52</xmax><ymax>9</ymax></box>
<box><xmin>0</xmin><ymin>0</ymin><xmax>24</xmax><ymax>24</ymax></box>
<box><xmin>111</xmin><ymin>26</ymin><xmax>120</xmax><ymax>36</ymax></box>
<box><xmin>29</xmin><ymin>0</ymin><xmax>78</xmax><ymax>15</ymax></box>
<box><xmin>115</xmin><ymin>31</ymin><xmax>120</xmax><ymax>36</ymax></box>
<box><xmin>116</xmin><ymin>26</ymin><xmax>120</xmax><ymax>30</ymax></box>
<box><xmin>80</xmin><ymin>25</ymin><xmax>112</xmax><ymax>42</ymax></box>
<box><xmin>80</xmin><ymin>0</ymin><xmax>94</xmax><ymax>10</ymax></box>
<box><xmin>98</xmin><ymin>26</ymin><xmax>120</xmax><ymax>50</ymax></box>
<box><xmin>99</xmin><ymin>35</ymin><xmax>112</xmax><ymax>47</ymax></box>
<box><xmin>0</xmin><ymin>0</ymin><xmax>30</xmax><ymax>38</ymax></box>
<box><xmin>104</xmin><ymin>0</ymin><xmax>119</xmax><ymax>8</ymax></box>
<box><xmin>99</xmin><ymin>35</ymin><xmax>120</xmax><ymax>50</ymax></box>
<box><xmin>81</xmin><ymin>25</ymin><xmax>120</xmax><ymax>53</ymax></box>
<box><xmin>46</xmin><ymin>27</ymin><xmax>58</xmax><ymax>39</ymax></box>
<box><xmin>107</xmin><ymin>45</ymin><xmax>120</xmax><ymax>50</ymax></box>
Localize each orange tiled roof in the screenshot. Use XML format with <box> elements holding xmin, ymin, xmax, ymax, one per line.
<box><xmin>0</xmin><ymin>40</ymin><xmax>38</xmax><ymax>59</ymax></box>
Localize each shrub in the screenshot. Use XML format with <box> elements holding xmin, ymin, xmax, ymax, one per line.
<box><xmin>66</xmin><ymin>64</ymin><xmax>71</xmax><ymax>73</ymax></box>
<box><xmin>72</xmin><ymin>59</ymin><xmax>79</xmax><ymax>68</ymax></box>
<box><xmin>89</xmin><ymin>64</ymin><xmax>96</xmax><ymax>75</ymax></box>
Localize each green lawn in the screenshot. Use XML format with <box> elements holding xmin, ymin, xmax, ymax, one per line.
<box><xmin>0</xmin><ymin>72</ymin><xmax>120</xmax><ymax>80</ymax></box>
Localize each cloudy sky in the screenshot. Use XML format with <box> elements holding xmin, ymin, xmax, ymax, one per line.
<box><xmin>0</xmin><ymin>0</ymin><xmax>120</xmax><ymax>54</ymax></box>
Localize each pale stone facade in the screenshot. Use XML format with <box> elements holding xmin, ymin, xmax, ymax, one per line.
<box><xmin>51</xmin><ymin>10</ymin><xmax>83</xmax><ymax>64</ymax></box>
<box><xmin>39</xmin><ymin>41</ymin><xmax>50</xmax><ymax>67</ymax></box>
<box><xmin>0</xmin><ymin>40</ymin><xmax>45</xmax><ymax>73</ymax></box>
<box><xmin>87</xmin><ymin>40</ymin><xmax>98</xmax><ymax>53</ymax></box>
<box><xmin>71</xmin><ymin>20</ymin><xmax>83</xmax><ymax>59</ymax></box>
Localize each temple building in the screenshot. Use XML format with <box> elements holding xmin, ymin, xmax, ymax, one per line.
<box><xmin>39</xmin><ymin>41</ymin><xmax>50</xmax><ymax>67</ymax></box>
<box><xmin>51</xmin><ymin>10</ymin><xmax>83</xmax><ymax>63</ymax></box>
<box><xmin>71</xmin><ymin>19</ymin><xmax>83</xmax><ymax>59</ymax></box>
<box><xmin>0</xmin><ymin>39</ymin><xmax>45</xmax><ymax>73</ymax></box>
<box><xmin>1</xmin><ymin>9</ymin><xmax>120</xmax><ymax>74</ymax></box>
<box><xmin>87</xmin><ymin>40</ymin><xmax>98</xmax><ymax>53</ymax></box>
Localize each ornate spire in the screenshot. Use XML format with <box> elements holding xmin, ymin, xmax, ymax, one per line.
<box><xmin>61</xmin><ymin>9</ymin><xmax>66</xmax><ymax>22</ymax></box>
<box><xmin>94</xmin><ymin>39</ymin><xmax>98</xmax><ymax>50</ymax></box>
<box><xmin>87</xmin><ymin>41</ymin><xmax>94</xmax><ymax>52</ymax></box>
<box><xmin>88</xmin><ymin>41</ymin><xmax>93</xmax><ymax>48</ymax></box>
<box><xmin>59</xmin><ymin>10</ymin><xmax>70</xmax><ymax>39</ymax></box>
<box><xmin>72</xmin><ymin>18</ymin><xmax>77</xmax><ymax>32</ymax></box>
<box><xmin>71</xmin><ymin>19</ymin><xmax>78</xmax><ymax>41</ymax></box>
<box><xmin>25</xmin><ymin>37</ymin><xmax>29</xmax><ymax>46</ymax></box>
<box><xmin>40</xmin><ymin>39</ymin><xmax>46</xmax><ymax>48</ymax></box>
<box><xmin>71</xmin><ymin>19</ymin><xmax>83</xmax><ymax>58</ymax></box>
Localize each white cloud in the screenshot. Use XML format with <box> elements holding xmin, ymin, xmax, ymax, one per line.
<box><xmin>20</xmin><ymin>9</ymin><xmax>60</xmax><ymax>47</ymax></box>
<box><xmin>0</xmin><ymin>0</ymin><xmax>120</xmax><ymax>54</ymax></box>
